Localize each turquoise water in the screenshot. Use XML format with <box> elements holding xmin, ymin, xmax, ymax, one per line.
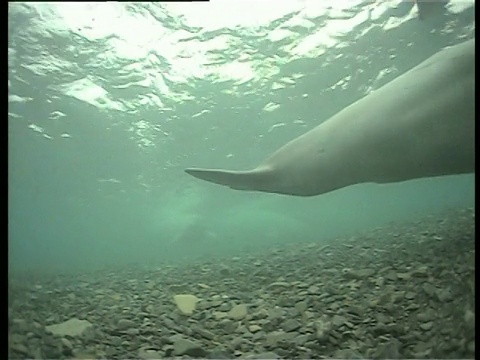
<box><xmin>8</xmin><ymin>1</ymin><xmax>475</xmax><ymax>274</ymax></box>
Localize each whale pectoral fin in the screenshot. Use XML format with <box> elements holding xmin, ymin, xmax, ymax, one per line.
<box><xmin>185</xmin><ymin>167</ymin><xmax>271</xmax><ymax>192</ymax></box>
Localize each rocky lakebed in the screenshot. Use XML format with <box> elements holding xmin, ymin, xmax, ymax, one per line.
<box><xmin>8</xmin><ymin>207</ymin><xmax>475</xmax><ymax>359</ymax></box>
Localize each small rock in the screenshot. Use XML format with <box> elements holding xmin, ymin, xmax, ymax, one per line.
<box><xmin>417</xmin><ymin>308</ymin><xmax>436</xmax><ymax>322</ymax></box>
<box><xmin>265</xmin><ymin>331</ymin><xmax>287</xmax><ymax>347</ymax></box>
<box><xmin>397</xmin><ymin>272</ymin><xmax>411</xmax><ymax>281</ymax></box>
<box><xmin>464</xmin><ymin>309</ymin><xmax>475</xmax><ymax>330</ymax></box>
<box><xmin>282</xmin><ymin>318</ymin><xmax>301</xmax><ymax>332</ymax></box>
<box><xmin>435</xmin><ymin>288</ymin><xmax>453</xmax><ymax>302</ymax></box>
<box><xmin>208</xmin><ymin>349</ymin><xmax>234</xmax><ymax>359</ymax></box>
<box><xmin>193</xmin><ymin>325</ymin><xmax>215</xmax><ymax>340</ymax></box>
<box><xmin>10</xmin><ymin>343</ymin><xmax>29</xmax><ymax>355</ymax></box>
<box><xmin>385</xmin><ymin>270</ymin><xmax>398</xmax><ymax>281</ymax></box>
<box><xmin>250</xmin><ymin>351</ymin><xmax>280</xmax><ymax>359</ymax></box>
<box><xmin>72</xmin><ymin>349</ymin><xmax>98</xmax><ymax>359</ymax></box>
<box><xmin>336</xmin><ymin>349</ymin><xmax>364</xmax><ymax>359</ymax></box>
<box><xmin>173</xmin><ymin>294</ymin><xmax>199</xmax><ymax>315</ymax></box>
<box><xmin>419</xmin><ymin>321</ymin><xmax>433</xmax><ymax>331</ymax></box>
<box><xmin>138</xmin><ymin>347</ymin><xmax>162</xmax><ymax>360</ymax></box>
<box><xmin>12</xmin><ymin>319</ymin><xmax>28</xmax><ymax>332</ymax></box>
<box><xmin>117</xmin><ymin>319</ymin><xmax>136</xmax><ymax>331</ymax></box>
<box><xmin>332</xmin><ymin>314</ymin><xmax>347</xmax><ymax>328</ymax></box>
<box><xmin>9</xmin><ymin>333</ymin><xmax>26</xmax><ymax>344</ymax></box>
<box><xmin>213</xmin><ymin>311</ymin><xmax>228</xmax><ymax>320</ymax></box>
<box><xmin>229</xmin><ymin>304</ymin><xmax>247</xmax><ymax>320</ymax></box>
<box><xmin>404</xmin><ymin>291</ymin><xmax>416</xmax><ymax>300</ymax></box>
<box><xmin>249</xmin><ymin>324</ymin><xmax>262</xmax><ymax>333</ymax></box>
<box><xmin>295</xmin><ymin>301</ymin><xmax>308</xmax><ymax>313</ymax></box>
<box><xmin>346</xmin><ymin>305</ymin><xmax>365</xmax><ymax>317</ymax></box>
<box><xmin>210</xmin><ymin>299</ymin><xmax>223</xmax><ymax>307</ymax></box>
<box><xmin>173</xmin><ymin>337</ymin><xmax>207</xmax><ymax>357</ymax></box>
<box><xmin>376</xmin><ymin>313</ymin><xmax>390</xmax><ymax>324</ymax></box>
<box><xmin>110</xmin><ymin>336</ymin><xmax>122</xmax><ymax>346</ymax></box>
<box><xmin>230</xmin><ymin>337</ymin><xmax>243</xmax><ymax>349</ymax></box>
<box><xmin>45</xmin><ymin>318</ymin><xmax>93</xmax><ymax>337</ymax></box>
<box><xmin>218</xmin><ymin>303</ymin><xmax>230</xmax><ymax>312</ymax></box>
<box><xmin>373</xmin><ymin>323</ymin><xmax>390</xmax><ymax>336</ymax></box>
<box><xmin>219</xmin><ymin>319</ymin><xmax>238</xmax><ymax>333</ymax></box>
<box><xmin>267</xmin><ymin>282</ymin><xmax>290</xmax><ymax>290</ymax></box>
<box><xmin>294</xmin><ymin>334</ymin><xmax>311</xmax><ymax>346</ymax></box>
<box><xmin>162</xmin><ymin>317</ymin><xmax>178</xmax><ymax>329</ymax></box>
<box><xmin>412</xmin><ymin>266</ymin><xmax>429</xmax><ymax>277</ymax></box>
<box><xmin>145</xmin><ymin>281</ymin><xmax>156</xmax><ymax>290</ymax></box>
<box><xmin>348</xmin><ymin>268</ymin><xmax>375</xmax><ymax>279</ymax></box>
<box><xmin>344</xmin><ymin>321</ymin><xmax>355</xmax><ymax>329</ymax></box>
<box><xmin>315</xmin><ymin>320</ymin><xmax>331</xmax><ymax>343</ymax></box>
<box><xmin>268</xmin><ymin>307</ymin><xmax>285</xmax><ymax>320</ymax></box>
<box><xmin>373</xmin><ymin>339</ymin><xmax>401</xmax><ymax>359</ymax></box>
<box><xmin>61</xmin><ymin>338</ymin><xmax>73</xmax><ymax>352</ymax></box>
<box><xmin>405</xmin><ymin>303</ymin><xmax>420</xmax><ymax>311</ymax></box>
<box><xmin>413</xmin><ymin>341</ymin><xmax>431</xmax><ymax>354</ymax></box>
<box><xmin>422</xmin><ymin>283</ymin><xmax>436</xmax><ymax>297</ymax></box>
<box><xmin>124</xmin><ymin>328</ymin><xmax>140</xmax><ymax>335</ymax></box>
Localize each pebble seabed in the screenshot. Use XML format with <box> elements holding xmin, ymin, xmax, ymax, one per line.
<box><xmin>8</xmin><ymin>207</ymin><xmax>475</xmax><ymax>360</ymax></box>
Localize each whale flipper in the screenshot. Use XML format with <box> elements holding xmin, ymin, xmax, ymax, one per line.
<box><xmin>185</xmin><ymin>167</ymin><xmax>272</xmax><ymax>192</ymax></box>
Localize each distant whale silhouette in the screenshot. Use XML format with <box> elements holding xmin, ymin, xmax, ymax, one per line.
<box><xmin>185</xmin><ymin>39</ymin><xmax>475</xmax><ymax>197</ymax></box>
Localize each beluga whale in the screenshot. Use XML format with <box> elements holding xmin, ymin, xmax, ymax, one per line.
<box><xmin>185</xmin><ymin>39</ymin><xmax>475</xmax><ymax>197</ymax></box>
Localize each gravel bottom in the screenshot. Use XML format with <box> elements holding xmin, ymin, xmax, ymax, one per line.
<box><xmin>8</xmin><ymin>207</ymin><xmax>475</xmax><ymax>359</ymax></box>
